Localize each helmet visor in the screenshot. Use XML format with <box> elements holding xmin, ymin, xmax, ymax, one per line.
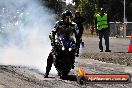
<box><xmin>64</xmin><ymin>16</ymin><xmax>72</xmax><ymax>23</ymax></box>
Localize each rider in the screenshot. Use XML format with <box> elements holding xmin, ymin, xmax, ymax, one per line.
<box><xmin>44</xmin><ymin>10</ymin><xmax>79</xmax><ymax>78</ymax></box>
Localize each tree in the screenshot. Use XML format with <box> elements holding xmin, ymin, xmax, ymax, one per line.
<box><xmin>76</xmin><ymin>0</ymin><xmax>96</xmax><ymax>24</ymax></box>
<box><xmin>126</xmin><ymin>0</ymin><xmax>132</xmax><ymax>22</ymax></box>
<box><xmin>41</xmin><ymin>0</ymin><xmax>66</xmax><ymax>14</ymax></box>
<box><xmin>66</xmin><ymin>4</ymin><xmax>75</xmax><ymax>12</ymax></box>
<box><xmin>109</xmin><ymin>0</ymin><xmax>124</xmax><ymax>22</ymax></box>
<box><xmin>73</xmin><ymin>0</ymin><xmax>80</xmax><ymax>9</ymax></box>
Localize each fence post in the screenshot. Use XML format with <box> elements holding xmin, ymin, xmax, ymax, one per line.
<box><xmin>123</xmin><ymin>22</ymin><xmax>126</xmax><ymax>38</ymax></box>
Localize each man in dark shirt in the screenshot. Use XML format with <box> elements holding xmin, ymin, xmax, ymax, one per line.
<box><xmin>74</xmin><ymin>11</ymin><xmax>86</xmax><ymax>50</ymax></box>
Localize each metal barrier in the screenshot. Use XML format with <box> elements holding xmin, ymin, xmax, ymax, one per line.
<box><xmin>109</xmin><ymin>22</ymin><xmax>132</xmax><ymax>37</ymax></box>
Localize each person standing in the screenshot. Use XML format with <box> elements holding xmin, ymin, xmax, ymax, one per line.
<box><xmin>74</xmin><ymin>11</ymin><xmax>86</xmax><ymax>49</ymax></box>
<box><xmin>95</xmin><ymin>8</ymin><xmax>111</xmax><ymax>52</ymax></box>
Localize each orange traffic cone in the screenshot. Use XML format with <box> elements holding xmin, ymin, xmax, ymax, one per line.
<box><xmin>128</xmin><ymin>34</ymin><xmax>132</xmax><ymax>53</ymax></box>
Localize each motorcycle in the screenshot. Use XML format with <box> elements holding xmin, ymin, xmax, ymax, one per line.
<box><xmin>53</xmin><ymin>36</ymin><xmax>77</xmax><ymax>79</ymax></box>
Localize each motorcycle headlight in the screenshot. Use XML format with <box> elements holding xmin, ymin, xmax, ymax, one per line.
<box><xmin>69</xmin><ymin>48</ymin><xmax>72</xmax><ymax>51</ymax></box>
<box><xmin>62</xmin><ymin>47</ymin><xmax>65</xmax><ymax>50</ymax></box>
<box><xmin>59</xmin><ymin>37</ymin><xmax>62</xmax><ymax>40</ymax></box>
<box><xmin>55</xmin><ymin>39</ymin><xmax>57</xmax><ymax>42</ymax></box>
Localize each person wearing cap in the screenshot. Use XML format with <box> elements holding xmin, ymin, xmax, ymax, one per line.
<box><xmin>95</xmin><ymin>8</ymin><xmax>111</xmax><ymax>52</ymax></box>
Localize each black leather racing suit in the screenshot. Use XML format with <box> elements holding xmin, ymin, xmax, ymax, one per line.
<box><xmin>45</xmin><ymin>20</ymin><xmax>79</xmax><ymax>76</ymax></box>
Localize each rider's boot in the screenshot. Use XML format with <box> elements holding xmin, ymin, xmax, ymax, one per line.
<box><xmin>44</xmin><ymin>70</ymin><xmax>49</xmax><ymax>78</ymax></box>
<box><xmin>75</xmin><ymin>48</ymin><xmax>79</xmax><ymax>57</ymax></box>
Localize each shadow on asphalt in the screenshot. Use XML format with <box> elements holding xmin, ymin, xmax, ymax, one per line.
<box><xmin>67</xmin><ymin>75</ymin><xmax>77</xmax><ymax>81</ymax></box>
<box><xmin>44</xmin><ymin>75</ymin><xmax>77</xmax><ymax>81</ymax></box>
<box><xmin>46</xmin><ymin>77</ymin><xmax>56</xmax><ymax>78</ymax></box>
<box><xmin>113</xmin><ymin>52</ymin><xmax>129</xmax><ymax>53</ymax></box>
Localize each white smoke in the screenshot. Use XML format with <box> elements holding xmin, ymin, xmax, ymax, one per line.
<box><xmin>0</xmin><ymin>0</ymin><xmax>57</xmax><ymax>74</ymax></box>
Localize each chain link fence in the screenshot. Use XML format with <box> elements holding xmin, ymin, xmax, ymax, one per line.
<box><xmin>109</xmin><ymin>22</ymin><xmax>132</xmax><ymax>37</ymax></box>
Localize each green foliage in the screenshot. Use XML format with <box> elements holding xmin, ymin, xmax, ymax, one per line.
<box><xmin>76</xmin><ymin>0</ymin><xmax>96</xmax><ymax>24</ymax></box>
<box><xmin>41</xmin><ymin>0</ymin><xmax>132</xmax><ymax>22</ymax></box>
<box><xmin>109</xmin><ymin>0</ymin><xmax>124</xmax><ymax>22</ymax></box>
<box><xmin>73</xmin><ymin>0</ymin><xmax>80</xmax><ymax>8</ymax></box>
<box><xmin>126</xmin><ymin>0</ymin><xmax>132</xmax><ymax>21</ymax></box>
<box><xmin>74</xmin><ymin>0</ymin><xmax>132</xmax><ymax>23</ymax></box>
<box><xmin>41</xmin><ymin>0</ymin><xmax>66</xmax><ymax>14</ymax></box>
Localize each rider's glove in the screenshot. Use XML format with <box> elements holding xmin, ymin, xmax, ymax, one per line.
<box><xmin>51</xmin><ymin>39</ymin><xmax>55</xmax><ymax>46</ymax></box>
<box><xmin>51</xmin><ymin>42</ymin><xmax>55</xmax><ymax>46</ymax></box>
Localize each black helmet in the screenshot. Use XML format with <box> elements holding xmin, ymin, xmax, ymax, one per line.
<box><xmin>65</xmin><ymin>10</ymin><xmax>72</xmax><ymax>17</ymax></box>
<box><xmin>62</xmin><ymin>10</ymin><xmax>72</xmax><ymax>19</ymax></box>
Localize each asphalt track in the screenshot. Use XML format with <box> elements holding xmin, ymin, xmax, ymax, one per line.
<box><xmin>0</xmin><ymin>37</ymin><xmax>132</xmax><ymax>88</ymax></box>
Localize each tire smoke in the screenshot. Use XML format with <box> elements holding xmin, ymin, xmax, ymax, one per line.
<box><xmin>0</xmin><ymin>0</ymin><xmax>57</xmax><ymax>74</ymax></box>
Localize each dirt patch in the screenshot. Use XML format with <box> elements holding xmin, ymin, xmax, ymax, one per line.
<box><xmin>80</xmin><ymin>52</ymin><xmax>132</xmax><ymax>66</ymax></box>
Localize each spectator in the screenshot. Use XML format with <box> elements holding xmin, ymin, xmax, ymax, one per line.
<box><xmin>95</xmin><ymin>8</ymin><xmax>111</xmax><ymax>52</ymax></box>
